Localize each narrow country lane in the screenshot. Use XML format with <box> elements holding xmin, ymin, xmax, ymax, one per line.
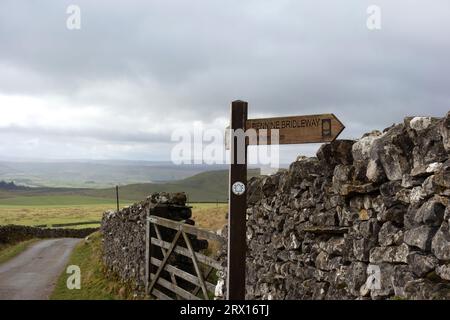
<box><xmin>0</xmin><ymin>238</ymin><xmax>80</xmax><ymax>300</ymax></box>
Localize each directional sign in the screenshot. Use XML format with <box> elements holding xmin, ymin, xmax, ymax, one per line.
<box><xmin>225</xmin><ymin>113</ymin><xmax>344</xmax><ymax>149</ymax></box>
<box><xmin>246</xmin><ymin>113</ymin><xmax>345</xmax><ymax>145</ymax></box>
<box><xmin>226</xmin><ymin>101</ymin><xmax>345</xmax><ymax>300</ymax></box>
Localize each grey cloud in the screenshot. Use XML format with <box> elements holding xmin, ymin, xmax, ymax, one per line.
<box><xmin>0</xmin><ymin>0</ymin><xmax>449</xmax><ymax>161</ymax></box>
<box><xmin>0</xmin><ymin>124</ymin><xmax>172</xmax><ymax>144</ymax></box>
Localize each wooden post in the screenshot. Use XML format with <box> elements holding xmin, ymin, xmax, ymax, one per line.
<box><xmin>227</xmin><ymin>100</ymin><xmax>248</xmax><ymax>300</ymax></box>
<box><xmin>116</xmin><ymin>185</ymin><xmax>120</xmax><ymax>213</ymax></box>
<box><xmin>222</xmin><ymin>102</ymin><xmax>346</xmax><ymax>300</ymax></box>
<box><xmin>145</xmin><ymin>208</ymin><xmax>150</xmax><ymax>293</ymax></box>
<box><xmin>149</xmin><ymin>210</ymin><xmax>155</xmax><ymax>295</ymax></box>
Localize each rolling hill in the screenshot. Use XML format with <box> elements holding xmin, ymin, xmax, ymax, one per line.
<box><xmin>0</xmin><ymin>160</ymin><xmax>228</xmax><ymax>188</ymax></box>
<box><xmin>81</xmin><ymin>169</ymin><xmax>260</xmax><ymax>202</ymax></box>
<box><xmin>0</xmin><ymin>169</ymin><xmax>261</xmax><ymax>204</ymax></box>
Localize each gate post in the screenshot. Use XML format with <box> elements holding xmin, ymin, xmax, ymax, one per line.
<box><xmin>227</xmin><ymin>100</ymin><xmax>248</xmax><ymax>300</ymax></box>
<box><xmin>145</xmin><ymin>207</ymin><xmax>150</xmax><ymax>293</ymax></box>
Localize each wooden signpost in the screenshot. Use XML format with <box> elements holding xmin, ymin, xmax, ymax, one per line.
<box><xmin>226</xmin><ymin>100</ymin><xmax>345</xmax><ymax>300</ymax></box>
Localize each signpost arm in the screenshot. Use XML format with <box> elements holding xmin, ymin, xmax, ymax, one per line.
<box><xmin>227</xmin><ymin>100</ymin><xmax>248</xmax><ymax>300</ymax></box>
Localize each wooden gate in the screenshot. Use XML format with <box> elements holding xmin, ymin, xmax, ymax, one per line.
<box><xmin>145</xmin><ymin>213</ymin><xmax>225</xmax><ymax>300</ymax></box>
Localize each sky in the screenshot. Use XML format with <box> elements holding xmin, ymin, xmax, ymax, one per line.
<box><xmin>0</xmin><ymin>0</ymin><xmax>449</xmax><ymax>164</ymax></box>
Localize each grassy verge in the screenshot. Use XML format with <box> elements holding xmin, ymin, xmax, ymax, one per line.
<box><xmin>50</xmin><ymin>232</ymin><xmax>138</xmax><ymax>300</ymax></box>
<box><xmin>0</xmin><ymin>239</ymin><xmax>39</xmax><ymax>264</ymax></box>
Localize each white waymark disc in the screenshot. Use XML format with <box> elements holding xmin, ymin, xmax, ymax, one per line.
<box><xmin>232</xmin><ymin>181</ymin><xmax>246</xmax><ymax>196</ymax></box>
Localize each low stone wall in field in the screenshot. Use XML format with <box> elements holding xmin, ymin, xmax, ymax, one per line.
<box><xmin>0</xmin><ymin>225</ymin><xmax>98</xmax><ymax>244</ymax></box>
<box><xmin>101</xmin><ymin>192</ymin><xmax>208</xmax><ymax>293</ymax></box>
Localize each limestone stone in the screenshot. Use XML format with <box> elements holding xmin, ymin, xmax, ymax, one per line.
<box><xmin>407</xmin><ymin>252</ymin><xmax>439</xmax><ymax>277</ymax></box>
<box><xmin>404</xmin><ymin>225</ymin><xmax>438</xmax><ymax>251</ymax></box>
<box><xmin>436</xmin><ymin>264</ymin><xmax>450</xmax><ymax>280</ymax></box>
<box><xmin>431</xmin><ymin>213</ymin><xmax>450</xmax><ymax>260</ymax></box>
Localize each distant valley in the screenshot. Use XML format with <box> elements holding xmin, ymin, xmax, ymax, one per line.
<box><xmin>0</xmin><ymin>169</ymin><xmax>261</xmax><ymax>203</ymax></box>
<box><xmin>0</xmin><ymin>160</ymin><xmax>229</xmax><ymax>189</ymax></box>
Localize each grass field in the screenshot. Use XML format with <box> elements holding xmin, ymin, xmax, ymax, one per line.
<box><xmin>0</xmin><ymin>193</ymin><xmax>228</xmax><ymax>231</ymax></box>
<box><xmin>0</xmin><ymin>204</ymin><xmax>111</xmax><ymax>227</ymax></box>
<box><xmin>190</xmin><ymin>203</ymin><xmax>228</xmax><ymax>232</ymax></box>
<box><xmin>0</xmin><ymin>169</ymin><xmax>259</xmax><ymax>228</ymax></box>
<box><xmin>0</xmin><ymin>194</ymin><xmax>124</xmax><ymax>227</ymax></box>
<box><xmin>0</xmin><ymin>195</ymin><xmax>129</xmax><ymax>206</ymax></box>
<box><xmin>0</xmin><ymin>194</ymin><xmax>132</xmax><ymax>227</ymax></box>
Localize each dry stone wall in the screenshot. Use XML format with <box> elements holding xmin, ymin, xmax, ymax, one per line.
<box><xmin>240</xmin><ymin>112</ymin><xmax>450</xmax><ymax>300</ymax></box>
<box><xmin>0</xmin><ymin>225</ymin><xmax>97</xmax><ymax>244</ymax></box>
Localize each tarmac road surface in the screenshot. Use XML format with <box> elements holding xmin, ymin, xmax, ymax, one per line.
<box><xmin>0</xmin><ymin>238</ymin><xmax>80</xmax><ymax>300</ymax></box>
